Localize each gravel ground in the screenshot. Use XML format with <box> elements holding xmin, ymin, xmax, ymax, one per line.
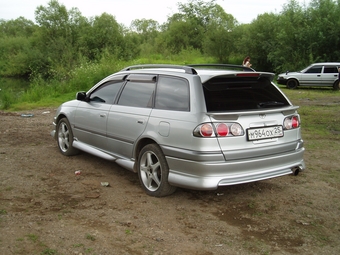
<box><xmin>0</xmin><ymin>107</ymin><xmax>339</xmax><ymax>255</ymax></box>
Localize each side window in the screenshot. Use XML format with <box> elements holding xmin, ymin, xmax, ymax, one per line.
<box><xmin>90</xmin><ymin>81</ymin><xmax>124</xmax><ymax>104</ymax></box>
<box><xmin>305</xmin><ymin>66</ymin><xmax>322</xmax><ymax>73</ymax></box>
<box><xmin>155</xmin><ymin>76</ymin><xmax>189</xmax><ymax>111</ymax></box>
<box><xmin>323</xmin><ymin>66</ymin><xmax>338</xmax><ymax>73</ymax></box>
<box><xmin>118</xmin><ymin>81</ymin><xmax>156</xmax><ymax>108</ymax></box>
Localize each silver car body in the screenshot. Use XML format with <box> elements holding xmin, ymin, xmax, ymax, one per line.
<box><xmin>52</xmin><ymin>64</ymin><xmax>305</xmax><ymax>196</ymax></box>
<box><xmin>277</xmin><ymin>62</ymin><xmax>340</xmax><ymax>89</ymax></box>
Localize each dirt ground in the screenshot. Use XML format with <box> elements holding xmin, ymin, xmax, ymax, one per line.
<box><xmin>0</xmin><ymin>106</ymin><xmax>339</xmax><ymax>255</ymax></box>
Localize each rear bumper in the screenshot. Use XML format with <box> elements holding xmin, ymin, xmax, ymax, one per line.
<box><xmin>166</xmin><ymin>147</ymin><xmax>305</xmax><ymax>190</ymax></box>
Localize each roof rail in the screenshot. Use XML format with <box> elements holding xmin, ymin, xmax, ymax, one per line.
<box><xmin>121</xmin><ymin>64</ymin><xmax>198</xmax><ymax>74</ymax></box>
<box><xmin>187</xmin><ymin>64</ymin><xmax>255</xmax><ymax>72</ymax></box>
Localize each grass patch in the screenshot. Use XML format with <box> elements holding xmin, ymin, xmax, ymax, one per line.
<box><xmin>41</xmin><ymin>248</ymin><xmax>58</xmax><ymax>255</ymax></box>
<box><xmin>26</xmin><ymin>234</ymin><xmax>39</xmax><ymax>242</ymax></box>
<box><xmin>85</xmin><ymin>233</ymin><xmax>96</xmax><ymax>241</ymax></box>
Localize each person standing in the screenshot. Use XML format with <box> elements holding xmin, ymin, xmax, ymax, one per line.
<box><xmin>242</xmin><ymin>56</ymin><xmax>252</xmax><ymax>68</ymax></box>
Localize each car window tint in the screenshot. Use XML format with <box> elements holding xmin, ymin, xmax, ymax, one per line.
<box><xmin>155</xmin><ymin>76</ymin><xmax>189</xmax><ymax>111</ymax></box>
<box><xmin>305</xmin><ymin>66</ymin><xmax>322</xmax><ymax>73</ymax></box>
<box><xmin>118</xmin><ymin>81</ymin><xmax>156</xmax><ymax>108</ymax></box>
<box><xmin>203</xmin><ymin>77</ymin><xmax>290</xmax><ymax>111</ymax></box>
<box><xmin>89</xmin><ymin>81</ymin><xmax>124</xmax><ymax>104</ymax></box>
<box><xmin>323</xmin><ymin>66</ymin><xmax>338</xmax><ymax>73</ymax></box>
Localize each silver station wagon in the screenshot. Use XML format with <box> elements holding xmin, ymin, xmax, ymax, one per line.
<box><xmin>51</xmin><ymin>64</ymin><xmax>305</xmax><ymax>197</ymax></box>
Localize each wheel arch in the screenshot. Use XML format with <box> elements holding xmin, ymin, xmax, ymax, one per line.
<box><xmin>56</xmin><ymin>113</ymin><xmax>67</xmax><ymax>124</ymax></box>
<box><xmin>133</xmin><ymin>138</ymin><xmax>160</xmax><ymax>172</ymax></box>
<box><xmin>52</xmin><ymin>114</ymin><xmax>67</xmax><ymax>140</ymax></box>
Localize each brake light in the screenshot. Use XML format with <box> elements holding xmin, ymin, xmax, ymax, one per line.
<box><xmin>200</xmin><ymin>123</ymin><xmax>214</xmax><ymax>137</ymax></box>
<box><xmin>292</xmin><ymin>116</ymin><xmax>299</xmax><ymax>128</ymax></box>
<box><xmin>236</xmin><ymin>73</ymin><xmax>259</xmax><ymax>77</ymax></box>
<box><xmin>194</xmin><ymin>123</ymin><xmax>244</xmax><ymax>137</ymax></box>
<box><xmin>283</xmin><ymin>115</ymin><xmax>300</xmax><ymax>130</ymax></box>
<box><xmin>216</xmin><ymin>123</ymin><xmax>229</xmax><ymax>136</ymax></box>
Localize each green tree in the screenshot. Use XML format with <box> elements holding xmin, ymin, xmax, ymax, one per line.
<box><xmin>83</xmin><ymin>13</ymin><xmax>124</xmax><ymax>60</ymax></box>
<box><xmin>202</xmin><ymin>5</ymin><xmax>237</xmax><ymax>62</ymax></box>
<box><xmin>129</xmin><ymin>19</ymin><xmax>160</xmax><ymax>58</ymax></box>
<box><xmin>0</xmin><ymin>17</ymin><xmax>36</xmax><ymax>38</ymax></box>
<box><xmin>0</xmin><ymin>36</ymin><xmax>32</xmax><ymax>76</ymax></box>
<box><xmin>161</xmin><ymin>0</ymin><xmax>237</xmax><ymax>58</ymax></box>
<box><xmin>130</xmin><ymin>19</ymin><xmax>159</xmax><ymax>43</ymax></box>
<box><xmin>160</xmin><ymin>17</ymin><xmax>192</xmax><ymax>54</ymax></box>
<box><xmin>267</xmin><ymin>0</ymin><xmax>319</xmax><ymax>72</ymax></box>
<box><xmin>34</xmin><ymin>0</ymin><xmax>87</xmax><ymax>78</ymax></box>
<box><xmin>243</xmin><ymin>13</ymin><xmax>279</xmax><ymax>71</ymax></box>
<box><xmin>306</xmin><ymin>0</ymin><xmax>340</xmax><ymax>61</ymax></box>
<box><xmin>0</xmin><ymin>18</ymin><xmax>37</xmax><ymax>77</ymax></box>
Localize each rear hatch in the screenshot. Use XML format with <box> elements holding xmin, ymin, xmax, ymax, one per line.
<box><xmin>201</xmin><ymin>72</ymin><xmax>301</xmax><ymax>160</ymax></box>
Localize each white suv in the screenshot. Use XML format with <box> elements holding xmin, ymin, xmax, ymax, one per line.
<box><xmin>51</xmin><ymin>64</ymin><xmax>305</xmax><ymax>197</ymax></box>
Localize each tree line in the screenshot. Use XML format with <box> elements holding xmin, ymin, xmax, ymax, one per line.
<box><xmin>0</xmin><ymin>0</ymin><xmax>339</xmax><ymax>81</ymax></box>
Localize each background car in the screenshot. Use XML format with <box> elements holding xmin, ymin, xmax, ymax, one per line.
<box><xmin>277</xmin><ymin>62</ymin><xmax>340</xmax><ymax>90</ymax></box>
<box><xmin>51</xmin><ymin>64</ymin><xmax>305</xmax><ymax>197</ymax></box>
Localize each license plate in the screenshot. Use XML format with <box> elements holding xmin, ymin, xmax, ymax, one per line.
<box><xmin>247</xmin><ymin>126</ymin><xmax>283</xmax><ymax>141</ymax></box>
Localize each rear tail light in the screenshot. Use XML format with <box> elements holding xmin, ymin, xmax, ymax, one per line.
<box><xmin>194</xmin><ymin>123</ymin><xmax>244</xmax><ymax>137</ymax></box>
<box><xmin>230</xmin><ymin>123</ymin><xmax>244</xmax><ymax>135</ymax></box>
<box><xmin>200</xmin><ymin>123</ymin><xmax>214</xmax><ymax>137</ymax></box>
<box><xmin>216</xmin><ymin>123</ymin><xmax>229</xmax><ymax>136</ymax></box>
<box><xmin>283</xmin><ymin>115</ymin><xmax>300</xmax><ymax>130</ymax></box>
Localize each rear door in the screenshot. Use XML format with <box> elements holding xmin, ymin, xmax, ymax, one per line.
<box><xmin>321</xmin><ymin>65</ymin><xmax>339</xmax><ymax>86</ymax></box>
<box><xmin>106</xmin><ymin>74</ymin><xmax>156</xmax><ymax>158</ymax></box>
<box><xmin>203</xmin><ymin>74</ymin><xmax>295</xmax><ymax>159</ymax></box>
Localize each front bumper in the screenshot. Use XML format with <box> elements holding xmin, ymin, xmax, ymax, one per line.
<box><xmin>50</xmin><ymin>119</ymin><xmax>57</xmax><ymax>139</ymax></box>
<box><xmin>277</xmin><ymin>77</ymin><xmax>288</xmax><ymax>85</ymax></box>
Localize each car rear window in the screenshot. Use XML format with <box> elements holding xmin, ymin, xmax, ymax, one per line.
<box><xmin>323</xmin><ymin>66</ymin><xmax>338</xmax><ymax>73</ymax></box>
<box><xmin>203</xmin><ymin>76</ymin><xmax>290</xmax><ymax>112</ymax></box>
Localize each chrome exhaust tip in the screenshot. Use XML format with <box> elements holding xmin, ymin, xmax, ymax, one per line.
<box><xmin>291</xmin><ymin>166</ymin><xmax>302</xmax><ymax>176</ymax></box>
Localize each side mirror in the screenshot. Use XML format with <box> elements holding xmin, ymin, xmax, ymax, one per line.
<box><xmin>76</xmin><ymin>91</ymin><xmax>87</xmax><ymax>101</ymax></box>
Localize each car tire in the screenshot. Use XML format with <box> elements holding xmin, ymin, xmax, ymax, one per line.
<box><xmin>333</xmin><ymin>80</ymin><xmax>340</xmax><ymax>90</ymax></box>
<box><xmin>56</xmin><ymin>117</ymin><xmax>79</xmax><ymax>156</ymax></box>
<box><xmin>137</xmin><ymin>144</ymin><xmax>177</xmax><ymax>197</ymax></box>
<box><xmin>286</xmin><ymin>79</ymin><xmax>298</xmax><ymax>89</ymax></box>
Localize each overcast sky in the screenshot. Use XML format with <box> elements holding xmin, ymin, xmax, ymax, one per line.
<box><xmin>1</xmin><ymin>0</ymin><xmax>311</xmax><ymax>26</ymax></box>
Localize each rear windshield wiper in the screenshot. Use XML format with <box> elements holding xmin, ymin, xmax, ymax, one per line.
<box><xmin>258</xmin><ymin>101</ymin><xmax>285</xmax><ymax>108</ymax></box>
